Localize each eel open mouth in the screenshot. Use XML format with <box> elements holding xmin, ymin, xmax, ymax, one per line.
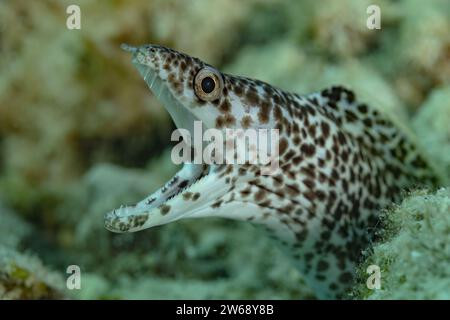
<box><xmin>104</xmin><ymin>44</ymin><xmax>226</xmax><ymax>233</ymax></box>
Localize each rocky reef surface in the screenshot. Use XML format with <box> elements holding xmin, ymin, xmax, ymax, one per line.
<box><xmin>0</xmin><ymin>0</ymin><xmax>449</xmax><ymax>299</ymax></box>
<box><xmin>354</xmin><ymin>188</ymin><xmax>450</xmax><ymax>299</ymax></box>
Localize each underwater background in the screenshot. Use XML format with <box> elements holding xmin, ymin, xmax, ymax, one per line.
<box><xmin>0</xmin><ymin>0</ymin><xmax>449</xmax><ymax>299</ymax></box>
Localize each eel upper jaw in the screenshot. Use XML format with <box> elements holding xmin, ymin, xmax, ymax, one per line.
<box><xmin>132</xmin><ymin>51</ymin><xmax>205</xmax><ymax>136</ymax></box>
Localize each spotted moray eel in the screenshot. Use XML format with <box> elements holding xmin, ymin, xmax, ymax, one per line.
<box><xmin>104</xmin><ymin>43</ymin><xmax>437</xmax><ymax>299</ymax></box>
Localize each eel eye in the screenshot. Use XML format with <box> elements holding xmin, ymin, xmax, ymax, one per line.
<box><xmin>194</xmin><ymin>66</ymin><xmax>223</xmax><ymax>101</ymax></box>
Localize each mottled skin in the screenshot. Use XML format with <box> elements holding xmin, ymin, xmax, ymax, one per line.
<box><xmin>105</xmin><ymin>44</ymin><xmax>437</xmax><ymax>299</ymax></box>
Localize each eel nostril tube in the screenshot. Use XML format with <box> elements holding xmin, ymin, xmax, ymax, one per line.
<box><xmin>121</xmin><ymin>43</ymin><xmax>138</xmax><ymax>53</ymax></box>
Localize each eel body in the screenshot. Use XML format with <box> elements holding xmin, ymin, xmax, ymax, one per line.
<box><xmin>105</xmin><ymin>44</ymin><xmax>436</xmax><ymax>298</ymax></box>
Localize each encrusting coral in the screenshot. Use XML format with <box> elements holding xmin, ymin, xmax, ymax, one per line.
<box><xmin>0</xmin><ymin>246</ymin><xmax>65</xmax><ymax>299</ymax></box>
<box><xmin>354</xmin><ymin>188</ymin><xmax>450</xmax><ymax>299</ymax></box>
<box><xmin>0</xmin><ymin>203</ymin><xmax>64</xmax><ymax>299</ymax></box>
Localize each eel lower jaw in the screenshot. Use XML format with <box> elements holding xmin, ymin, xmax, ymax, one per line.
<box><xmin>104</xmin><ymin>166</ymin><xmax>229</xmax><ymax>233</ymax></box>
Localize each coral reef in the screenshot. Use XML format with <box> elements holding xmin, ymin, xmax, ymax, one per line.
<box><xmin>307</xmin><ymin>0</ymin><xmax>395</xmax><ymax>58</ymax></box>
<box><xmin>354</xmin><ymin>188</ymin><xmax>450</xmax><ymax>299</ymax></box>
<box><xmin>413</xmin><ymin>86</ymin><xmax>450</xmax><ymax>184</ymax></box>
<box><xmin>0</xmin><ymin>0</ymin><xmax>170</xmax><ymax>192</ymax></box>
<box><xmin>0</xmin><ymin>246</ymin><xmax>65</xmax><ymax>299</ymax></box>
<box><xmin>0</xmin><ymin>0</ymin><xmax>449</xmax><ymax>300</ymax></box>
<box><xmin>392</xmin><ymin>0</ymin><xmax>450</xmax><ymax>108</ymax></box>
<box><xmin>0</xmin><ymin>203</ymin><xmax>64</xmax><ymax>299</ymax></box>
